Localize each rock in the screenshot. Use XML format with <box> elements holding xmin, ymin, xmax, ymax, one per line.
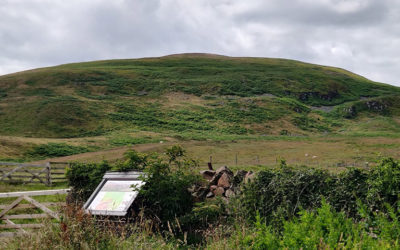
<box><xmin>216</xmin><ymin>166</ymin><xmax>234</xmax><ymax>176</ymax></box>
<box><xmin>210</xmin><ymin>185</ymin><xmax>218</xmax><ymax>191</ymax></box>
<box><xmin>210</xmin><ymin>173</ymin><xmax>222</xmax><ymax>186</ymax></box>
<box><xmin>213</xmin><ymin>187</ymin><xmax>225</xmax><ymax>196</ymax></box>
<box><xmin>200</xmin><ymin>170</ymin><xmax>216</xmax><ymax>181</ymax></box>
<box><xmin>210</xmin><ymin>166</ymin><xmax>234</xmax><ymax>186</ymax></box>
<box><xmin>206</xmin><ymin>192</ymin><xmax>214</xmax><ymax>198</ymax></box>
<box><xmin>244</xmin><ymin>171</ymin><xmax>256</xmax><ymax>183</ymax></box>
<box><xmin>218</xmin><ymin>173</ymin><xmax>231</xmax><ymax>188</ymax></box>
<box><xmin>225</xmin><ymin>189</ymin><xmax>235</xmax><ymax>198</ymax></box>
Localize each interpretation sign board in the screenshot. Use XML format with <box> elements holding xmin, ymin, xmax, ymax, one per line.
<box><xmin>83</xmin><ymin>171</ymin><xmax>145</xmax><ymax>216</ymax></box>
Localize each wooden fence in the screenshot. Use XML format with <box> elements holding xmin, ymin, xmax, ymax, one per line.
<box><xmin>0</xmin><ymin>162</ymin><xmax>69</xmax><ymax>186</ymax></box>
<box><xmin>0</xmin><ymin>189</ymin><xmax>70</xmax><ymax>238</ymax></box>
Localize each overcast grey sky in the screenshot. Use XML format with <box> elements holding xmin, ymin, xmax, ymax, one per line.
<box><xmin>1</xmin><ymin>0</ymin><xmax>399</xmax><ymax>86</ymax></box>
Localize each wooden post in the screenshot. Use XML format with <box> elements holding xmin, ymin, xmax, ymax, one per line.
<box><xmin>208</xmin><ymin>156</ymin><xmax>213</xmax><ymax>170</ymax></box>
<box><xmin>45</xmin><ymin>162</ymin><xmax>51</xmax><ymax>187</ymax></box>
<box><xmin>235</xmin><ymin>154</ymin><xmax>238</xmax><ymax>166</ymax></box>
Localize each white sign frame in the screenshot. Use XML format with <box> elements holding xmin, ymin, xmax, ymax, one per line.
<box><xmin>83</xmin><ymin>171</ymin><xmax>145</xmax><ymax>216</ymax></box>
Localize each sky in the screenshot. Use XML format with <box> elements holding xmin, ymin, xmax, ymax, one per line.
<box><xmin>0</xmin><ymin>0</ymin><xmax>399</xmax><ymax>86</ymax></box>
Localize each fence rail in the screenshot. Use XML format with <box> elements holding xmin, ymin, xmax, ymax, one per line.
<box><xmin>0</xmin><ymin>189</ymin><xmax>70</xmax><ymax>238</ymax></box>
<box><xmin>0</xmin><ymin>162</ymin><xmax>69</xmax><ymax>186</ymax></box>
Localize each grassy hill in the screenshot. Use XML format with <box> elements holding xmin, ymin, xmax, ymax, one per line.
<box><xmin>0</xmin><ymin>53</ymin><xmax>399</xmax><ymax>141</ymax></box>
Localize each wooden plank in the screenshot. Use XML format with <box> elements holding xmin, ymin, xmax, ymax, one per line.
<box><xmin>4</xmin><ymin>175</ymin><xmax>46</xmax><ymax>179</ymax></box>
<box><xmin>23</xmin><ymin>196</ymin><xmax>59</xmax><ymax>220</ymax></box>
<box><xmin>50</xmin><ymin>166</ymin><xmax>68</xmax><ymax>170</ymax></box>
<box><xmin>0</xmin><ymin>165</ymin><xmax>22</xmax><ymax>181</ymax></box>
<box><xmin>5</xmin><ymin>219</ymin><xmax>26</xmax><ymax>233</ymax></box>
<box><xmin>45</xmin><ymin>162</ymin><xmax>51</xmax><ymax>186</ymax></box>
<box><xmin>51</xmin><ymin>177</ymin><xmax>67</xmax><ymax>180</ymax></box>
<box><xmin>0</xmin><ymin>189</ymin><xmax>70</xmax><ymax>198</ymax></box>
<box><xmin>3</xmin><ymin>214</ymin><xmax>50</xmax><ymax>219</ymax></box>
<box><xmin>0</xmin><ymin>162</ymin><xmax>45</xmax><ymax>167</ymax></box>
<box><xmin>24</xmin><ymin>167</ymin><xmax>47</xmax><ymax>185</ymax></box>
<box><xmin>0</xmin><ymin>223</ymin><xmax>44</xmax><ymax>229</ymax></box>
<box><xmin>0</xmin><ymin>180</ymin><xmax>50</xmax><ymax>184</ymax></box>
<box><xmin>0</xmin><ymin>196</ymin><xmax>24</xmax><ymax>218</ymax></box>
<box><xmin>50</xmin><ymin>171</ymin><xmax>66</xmax><ymax>174</ymax></box>
<box><xmin>9</xmin><ymin>169</ymin><xmax>48</xmax><ymax>173</ymax></box>
<box><xmin>49</xmin><ymin>162</ymin><xmax>69</xmax><ymax>165</ymax></box>
<box><xmin>0</xmin><ymin>202</ymin><xmax>66</xmax><ymax>209</ymax></box>
<box><xmin>0</xmin><ymin>232</ymin><xmax>22</xmax><ymax>238</ymax></box>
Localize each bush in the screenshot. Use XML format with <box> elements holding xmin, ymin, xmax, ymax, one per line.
<box><xmin>240</xmin><ymin>200</ymin><xmax>396</xmax><ymax>249</ymax></box>
<box><xmin>329</xmin><ymin>168</ymin><xmax>368</xmax><ymax>217</ymax></box>
<box><xmin>26</xmin><ymin>143</ymin><xmax>90</xmax><ymax>159</ymax></box>
<box><xmin>66</xmin><ymin>161</ymin><xmax>111</xmax><ymax>201</ymax></box>
<box><xmin>239</xmin><ymin>157</ymin><xmax>400</xmax><ymax>225</ymax></box>
<box><xmin>367</xmin><ymin>157</ymin><xmax>400</xmax><ymax>211</ymax></box>
<box><xmin>240</xmin><ymin>165</ymin><xmax>332</xmax><ymax>226</ymax></box>
<box><xmin>114</xmin><ymin>150</ymin><xmax>148</xmax><ymax>171</ymax></box>
<box><xmin>137</xmin><ymin>146</ymin><xmax>201</xmax><ymax>224</ymax></box>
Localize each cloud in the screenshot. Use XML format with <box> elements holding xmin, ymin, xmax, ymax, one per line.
<box><xmin>0</xmin><ymin>0</ymin><xmax>399</xmax><ymax>86</ymax></box>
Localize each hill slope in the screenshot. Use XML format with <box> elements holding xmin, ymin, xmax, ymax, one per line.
<box><xmin>0</xmin><ymin>53</ymin><xmax>399</xmax><ymax>138</ymax></box>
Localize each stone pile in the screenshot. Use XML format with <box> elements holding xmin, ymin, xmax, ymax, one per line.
<box><xmin>190</xmin><ymin>166</ymin><xmax>255</xmax><ymax>201</ymax></box>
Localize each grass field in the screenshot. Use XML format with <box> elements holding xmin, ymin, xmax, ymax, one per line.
<box><xmin>13</xmin><ymin>135</ymin><xmax>400</xmax><ymax>173</ymax></box>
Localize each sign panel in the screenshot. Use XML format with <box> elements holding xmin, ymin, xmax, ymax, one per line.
<box><xmin>83</xmin><ymin>171</ymin><xmax>145</xmax><ymax>216</ymax></box>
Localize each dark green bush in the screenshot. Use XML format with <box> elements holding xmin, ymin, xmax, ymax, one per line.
<box><xmin>240</xmin><ymin>165</ymin><xmax>331</xmax><ymax>226</ymax></box>
<box><xmin>367</xmin><ymin>157</ymin><xmax>400</xmax><ymax>210</ymax></box>
<box><xmin>26</xmin><ymin>143</ymin><xmax>90</xmax><ymax>159</ymax></box>
<box><xmin>240</xmin><ymin>157</ymin><xmax>400</xmax><ymax>226</ymax></box>
<box><xmin>329</xmin><ymin>168</ymin><xmax>368</xmax><ymax>217</ymax></box>
<box><xmin>114</xmin><ymin>150</ymin><xmax>148</xmax><ymax>171</ymax></box>
<box><xmin>137</xmin><ymin>146</ymin><xmax>201</xmax><ymax>224</ymax></box>
<box><xmin>66</xmin><ymin>161</ymin><xmax>111</xmax><ymax>201</ymax></box>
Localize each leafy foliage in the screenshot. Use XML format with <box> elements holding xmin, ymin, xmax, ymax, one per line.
<box><xmin>240</xmin><ymin>200</ymin><xmax>398</xmax><ymax>249</ymax></box>
<box><xmin>26</xmin><ymin>143</ymin><xmax>90</xmax><ymax>159</ymax></box>
<box><xmin>66</xmin><ymin>161</ymin><xmax>112</xmax><ymax>201</ymax></box>
<box><xmin>114</xmin><ymin>150</ymin><xmax>148</xmax><ymax>171</ymax></box>
<box><xmin>137</xmin><ymin>145</ymin><xmax>201</xmax><ymax>224</ymax></box>
<box><xmin>367</xmin><ymin>157</ymin><xmax>400</xmax><ymax>210</ymax></box>
<box><xmin>240</xmin><ymin>157</ymin><xmax>400</xmax><ymax>226</ymax></box>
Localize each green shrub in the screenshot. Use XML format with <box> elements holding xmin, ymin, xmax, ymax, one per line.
<box><xmin>114</xmin><ymin>150</ymin><xmax>148</xmax><ymax>171</ymax></box>
<box><xmin>239</xmin><ymin>157</ymin><xmax>400</xmax><ymax>225</ymax></box>
<box><xmin>240</xmin><ymin>200</ymin><xmax>393</xmax><ymax>249</ymax></box>
<box><xmin>329</xmin><ymin>168</ymin><xmax>369</xmax><ymax>217</ymax></box>
<box><xmin>367</xmin><ymin>157</ymin><xmax>400</xmax><ymax>210</ymax></box>
<box><xmin>66</xmin><ymin>161</ymin><xmax>111</xmax><ymax>201</ymax></box>
<box><xmin>137</xmin><ymin>146</ymin><xmax>201</xmax><ymax>224</ymax></box>
<box><xmin>240</xmin><ymin>166</ymin><xmax>332</xmax><ymax>225</ymax></box>
<box><xmin>26</xmin><ymin>143</ymin><xmax>90</xmax><ymax>159</ymax></box>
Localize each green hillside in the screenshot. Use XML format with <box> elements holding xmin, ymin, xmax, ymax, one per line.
<box><xmin>0</xmin><ymin>53</ymin><xmax>399</xmax><ymax>138</ymax></box>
